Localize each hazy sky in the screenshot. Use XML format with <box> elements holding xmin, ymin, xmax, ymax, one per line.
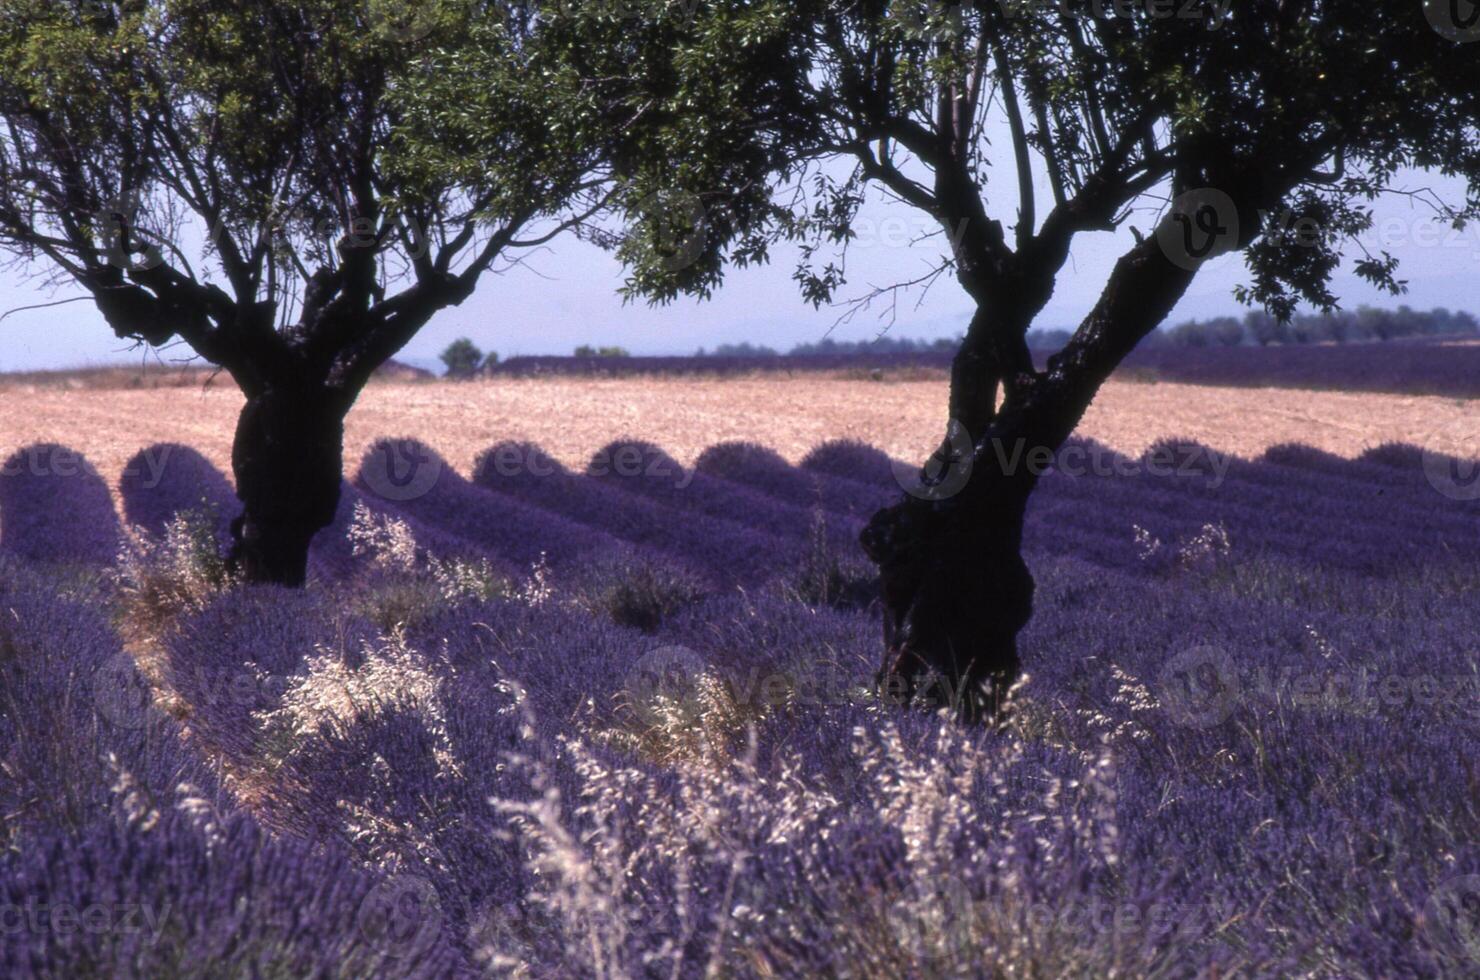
<box><xmin>2</xmin><ymin>169</ymin><xmax>1475</xmax><ymax>373</ymax></box>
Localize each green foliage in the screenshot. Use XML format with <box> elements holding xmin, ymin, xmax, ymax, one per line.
<box><xmin>574</xmin><ymin>345</ymin><xmax>630</xmax><ymax>358</ymax></box>
<box><xmin>549</xmin><ymin>1</ymin><xmax>1480</xmax><ymax>333</ymax></box>
<box><xmin>439</xmin><ymin>337</ymin><xmax>484</xmax><ymax>378</ymax></box>
<box><xmin>0</xmin><ymin>0</ymin><xmax>617</xmax><ymax>390</ymax></box>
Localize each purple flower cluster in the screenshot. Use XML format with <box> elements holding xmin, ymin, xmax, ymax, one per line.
<box><xmin>0</xmin><ymin>561</ymin><xmax>218</xmax><ymax>840</ymax></box>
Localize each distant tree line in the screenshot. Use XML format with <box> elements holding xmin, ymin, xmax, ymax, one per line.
<box><xmin>696</xmin><ymin>336</ymin><xmax>961</xmax><ymax>358</ymax></box>
<box><xmin>1145</xmin><ymin>306</ymin><xmax>1477</xmax><ymax>348</ymax></box>
<box><xmin>438</xmin><ymin>338</ymin><xmax>498</xmax><ymax>378</ymax></box>
<box><xmin>695</xmin><ymin>306</ymin><xmax>1478</xmax><ymax>359</ymax></box>
<box><xmin>453</xmin><ymin>304</ymin><xmax>1476</xmax><ymax>376</ymax></box>
<box><xmin>440</xmin><ymin>339</ymin><xmax>634</xmax><ymax>377</ymax></box>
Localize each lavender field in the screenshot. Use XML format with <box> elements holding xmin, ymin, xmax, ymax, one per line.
<box><xmin>2</xmin><ymin>432</ymin><xmax>1479</xmax><ymax>977</ymax></box>
<box><xmin>485</xmin><ymin>338</ymin><xmax>1480</xmax><ymax>400</ymax></box>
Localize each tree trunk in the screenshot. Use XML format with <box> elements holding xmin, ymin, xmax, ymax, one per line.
<box><xmin>862</xmin><ymin>425</ymin><xmax>1037</xmax><ymax>723</ymax></box>
<box><xmin>228</xmin><ymin>384</ymin><xmax>348</xmax><ymax>586</ymax></box>
<box><xmin>866</xmin><ymin>229</ymin><xmax>1205</xmax><ymax>721</ymax></box>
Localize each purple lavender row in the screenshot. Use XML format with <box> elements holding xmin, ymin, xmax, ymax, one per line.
<box><xmin>392</xmin><ymin>561</ymin><xmax>1475</xmax><ymax>974</ymax></box>
<box><xmin>798</xmin><ymin>438</ymin><xmax>898</xmax><ymax>489</ymax></box>
<box><xmin>0</xmin><ymin>443</ymin><xmax>122</xmax><ymax>566</ymax></box>
<box><xmin>694</xmin><ymin>441</ymin><xmax>894</xmax><ymax>522</ymax></box>
<box><xmin>0</xmin><ymin>562</ymin><xmax>221</xmax><ymax>841</ymax></box>
<box><xmin>486</xmin><ymin>350</ymin><xmax>955</xmax><ymax>378</ymax></box>
<box><xmin>308</xmin><ymin>479</ymin><xmax>520</xmax><ymax>585</ymax></box>
<box><xmin>160</xmin><ymin>584</ymin><xmax>380</xmax><ymax>765</ymax></box>
<box><xmin>131</xmin><ymin>550</ymin><xmax>1480</xmax><ymax>976</ymax></box>
<box><xmin>806</xmin><ymin>434</ymin><xmax>1478</xmax><ymax>572</ymax></box>
<box><xmin>1035</xmin><ymin>440</ymin><xmax>1479</xmax><ymax>570</ymax></box>
<box><xmin>1</xmin><ymin>811</ymin><xmax>472</xmax><ymax>976</ymax></box>
<box><xmin>580</xmin><ymin>439</ymin><xmax>858</xmax><ymax>551</ymax></box>
<box><xmin>471</xmin><ymin>441</ymin><xmax>773</xmax><ymax>588</ymax></box>
<box><xmin>352</xmin><ymin>438</ymin><xmax>630</xmax><ymax>577</ymax></box>
<box><xmin>113</xmin><ymin>444</ymin><xmax>511</xmax><ymax>584</ymax></box>
<box><xmin>1117</xmin><ymin>337</ymin><xmax>1480</xmax><ymax>399</ymax></box>
<box><xmin>562</xmin><ymin>439</ymin><xmax>851</xmax><ymax>576</ymax></box>
<box><xmin>1264</xmin><ymin>442</ymin><xmax>1478</xmax><ymax>503</ymax></box>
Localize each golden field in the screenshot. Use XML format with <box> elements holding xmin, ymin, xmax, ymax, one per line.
<box><xmin>0</xmin><ymin>371</ymin><xmax>1474</xmax><ymax>494</ymax></box>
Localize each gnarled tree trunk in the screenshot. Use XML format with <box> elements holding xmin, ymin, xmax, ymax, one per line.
<box><xmin>228</xmin><ymin>384</ymin><xmax>350</xmax><ymax>586</ymax></box>
<box><xmin>867</xmin><ymin>232</ymin><xmax>1204</xmax><ymax>722</ymax></box>
<box><xmin>862</xmin><ymin>414</ymin><xmax>1039</xmax><ymax>723</ymax></box>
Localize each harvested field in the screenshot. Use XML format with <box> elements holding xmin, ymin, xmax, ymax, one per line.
<box><xmin>1</xmin><ymin>375</ymin><xmax>1474</xmax><ymax>497</ymax></box>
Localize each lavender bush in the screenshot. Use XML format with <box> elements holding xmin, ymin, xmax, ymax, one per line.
<box><xmin>473</xmin><ymin>441</ymin><xmax>772</xmax><ymax>589</ymax></box>
<box><xmin>0</xmin><ymin>444</ymin><xmax>122</xmax><ymax>567</ymax></box>
<box><xmin>354</xmin><ymin>439</ymin><xmax>626</xmax><ymax>580</ymax></box>
<box><xmin>117</xmin><ymin>444</ymin><xmax>236</xmax><ymax>549</ymax></box>
<box><xmin>695</xmin><ymin>441</ymin><xmax>895</xmax><ymax>521</ymax></box>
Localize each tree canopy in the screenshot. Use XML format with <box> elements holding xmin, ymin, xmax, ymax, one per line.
<box><xmin>595</xmin><ymin>1</ymin><xmax>1480</xmax><ymax>330</ymax></box>
<box><xmin>0</xmin><ymin>0</ymin><xmax>611</xmax><ymax>396</ymax></box>
<box><xmin>0</xmin><ymin>0</ymin><xmax>636</xmax><ymax>582</ymax></box>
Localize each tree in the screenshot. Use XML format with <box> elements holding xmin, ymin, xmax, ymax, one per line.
<box><xmin>0</xmin><ymin>1</ymin><xmax>613</xmax><ymax>584</ymax></box>
<box><xmin>439</xmin><ymin>337</ymin><xmax>484</xmax><ymax>378</ymax></box>
<box><xmin>1244</xmin><ymin>311</ymin><xmax>1288</xmax><ymax>346</ymax></box>
<box><xmin>580</xmin><ymin>1</ymin><xmax>1480</xmax><ymax>718</ymax></box>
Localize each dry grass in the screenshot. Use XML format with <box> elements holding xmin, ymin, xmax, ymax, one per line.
<box><xmin>1</xmin><ymin>373</ymin><xmax>1474</xmax><ymax>499</ymax></box>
